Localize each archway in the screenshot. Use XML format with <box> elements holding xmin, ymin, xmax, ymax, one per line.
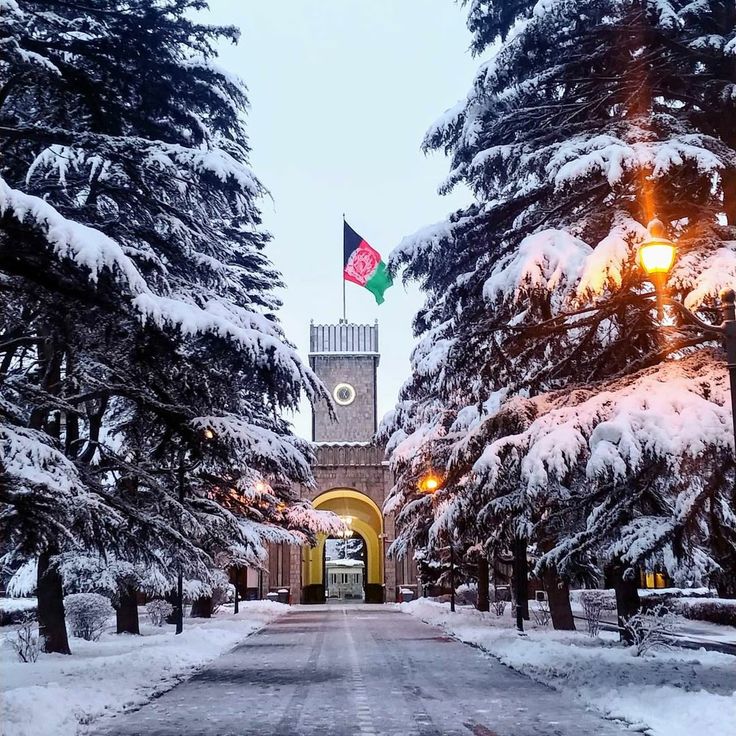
<box><xmin>302</xmin><ymin>488</ymin><xmax>384</xmax><ymax>603</ymax></box>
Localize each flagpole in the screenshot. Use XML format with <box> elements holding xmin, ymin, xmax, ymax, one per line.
<box><xmin>342</xmin><ymin>213</ymin><xmax>347</xmax><ymax>323</ymax></box>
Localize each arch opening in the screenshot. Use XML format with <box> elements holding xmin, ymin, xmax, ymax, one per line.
<box><xmin>302</xmin><ymin>488</ymin><xmax>384</xmax><ymax>603</ymax></box>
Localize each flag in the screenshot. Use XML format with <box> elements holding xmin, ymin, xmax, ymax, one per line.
<box><xmin>343</xmin><ymin>221</ymin><xmax>393</xmax><ymax>305</ymax></box>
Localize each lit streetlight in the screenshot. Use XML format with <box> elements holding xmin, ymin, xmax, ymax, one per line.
<box><xmin>416</xmin><ymin>471</ymin><xmax>456</xmax><ymax>612</ymax></box>
<box><xmin>636</xmin><ymin>219</ymin><xmax>736</xmax><ymax>489</ymax></box>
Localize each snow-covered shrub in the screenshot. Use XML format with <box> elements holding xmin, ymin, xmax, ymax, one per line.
<box><xmin>0</xmin><ymin>603</ymin><xmax>37</xmax><ymax>626</ymax></box>
<box><xmin>210</xmin><ymin>585</ymin><xmax>230</xmax><ymax>614</ymax></box>
<box><xmin>145</xmin><ymin>599</ymin><xmax>173</xmax><ymax>627</ymax></box>
<box><xmin>580</xmin><ymin>590</ymin><xmax>614</xmax><ymax>637</ymax></box>
<box><xmin>531</xmin><ymin>599</ymin><xmax>551</xmax><ymax>627</ymax></box>
<box><xmin>623</xmin><ymin>604</ymin><xmax>677</xmax><ymax>656</ymax></box>
<box><xmin>680</xmin><ymin>600</ymin><xmax>736</xmax><ymax>627</ymax></box>
<box><xmin>9</xmin><ymin>614</ymin><xmax>39</xmax><ymax>663</ymax></box>
<box><xmin>64</xmin><ymin>593</ymin><xmax>114</xmax><ymax>641</ymax></box>
<box><xmin>455</xmin><ymin>583</ymin><xmax>477</xmax><ymax>606</ymax></box>
<box><xmin>491</xmin><ymin>600</ymin><xmax>507</xmax><ymax>616</ymax></box>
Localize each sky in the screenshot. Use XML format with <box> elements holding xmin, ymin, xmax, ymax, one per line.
<box><xmin>204</xmin><ymin>1</ymin><xmax>478</xmax><ymax>438</ymax></box>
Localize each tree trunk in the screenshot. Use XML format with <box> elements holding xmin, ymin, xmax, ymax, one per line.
<box><xmin>37</xmin><ymin>550</ymin><xmax>71</xmax><ymax>654</ymax></box>
<box><xmin>115</xmin><ymin>586</ymin><xmax>140</xmax><ymax>634</ymax></box>
<box><xmin>476</xmin><ymin>557</ymin><xmax>490</xmax><ymax>612</ymax></box>
<box><xmin>610</xmin><ymin>561</ymin><xmax>640</xmax><ymax>643</ymax></box>
<box><xmin>190</xmin><ymin>595</ymin><xmax>212</xmax><ymax>618</ymax></box>
<box><xmin>543</xmin><ymin>567</ymin><xmax>575</xmax><ymax>630</ymax></box>
<box><xmin>512</xmin><ymin>537</ymin><xmax>529</xmax><ymax>623</ymax></box>
<box><xmin>165</xmin><ymin>589</ymin><xmax>178</xmax><ymax>624</ymax></box>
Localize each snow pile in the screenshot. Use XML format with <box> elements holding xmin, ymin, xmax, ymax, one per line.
<box><xmin>1</xmin><ymin>601</ymin><xmax>286</xmax><ymax>736</ymax></box>
<box><xmin>400</xmin><ymin>599</ymin><xmax>736</xmax><ymax>736</ymax></box>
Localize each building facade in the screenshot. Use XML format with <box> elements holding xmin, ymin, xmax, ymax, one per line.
<box><xmin>263</xmin><ymin>320</ymin><xmax>418</xmax><ymax>603</ymax></box>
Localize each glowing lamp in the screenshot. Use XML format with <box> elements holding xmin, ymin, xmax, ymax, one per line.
<box><xmin>202</xmin><ymin>427</ymin><xmax>215</xmax><ymax>440</ymax></box>
<box><xmin>638</xmin><ymin>219</ymin><xmax>676</xmax><ymax>276</ymax></box>
<box><xmin>418</xmin><ymin>473</ymin><xmax>441</xmax><ymax>494</ymax></box>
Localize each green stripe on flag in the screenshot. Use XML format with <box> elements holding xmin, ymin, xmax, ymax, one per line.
<box><xmin>365</xmin><ymin>260</ymin><xmax>393</xmax><ymax>304</ymax></box>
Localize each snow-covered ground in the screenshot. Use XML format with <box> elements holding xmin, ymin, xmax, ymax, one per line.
<box><xmin>1</xmin><ymin>600</ymin><xmax>287</xmax><ymax>736</ymax></box>
<box><xmin>400</xmin><ymin>598</ymin><xmax>736</xmax><ymax>736</ymax></box>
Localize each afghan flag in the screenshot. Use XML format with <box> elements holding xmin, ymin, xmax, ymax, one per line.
<box><xmin>343</xmin><ymin>221</ymin><xmax>393</xmax><ymax>305</ymax></box>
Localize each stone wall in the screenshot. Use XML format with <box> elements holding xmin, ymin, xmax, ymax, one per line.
<box><xmin>310</xmin><ymin>355</ymin><xmax>378</xmax><ymax>442</ymax></box>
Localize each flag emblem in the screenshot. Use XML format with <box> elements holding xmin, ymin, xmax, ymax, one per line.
<box><xmin>343</xmin><ymin>221</ymin><xmax>393</xmax><ymax>304</ymax></box>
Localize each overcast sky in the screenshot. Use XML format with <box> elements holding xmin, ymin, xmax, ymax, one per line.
<box><xmin>204</xmin><ymin>1</ymin><xmax>477</xmax><ymax>437</ymax></box>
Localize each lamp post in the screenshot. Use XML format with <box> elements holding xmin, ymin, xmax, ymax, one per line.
<box><xmin>417</xmin><ymin>471</ymin><xmax>457</xmax><ymax>611</ymax></box>
<box><xmin>171</xmin><ymin>426</ymin><xmax>215</xmax><ymax>635</ymax></box>
<box><xmin>636</xmin><ymin>219</ymin><xmax>736</xmax><ymax>461</ymax></box>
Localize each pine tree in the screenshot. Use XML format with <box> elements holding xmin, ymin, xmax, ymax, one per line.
<box><xmin>383</xmin><ymin>0</ymin><xmax>736</xmax><ymax>630</ymax></box>
<box><xmin>1</xmin><ymin>0</ymin><xmax>337</xmax><ymax>653</ymax></box>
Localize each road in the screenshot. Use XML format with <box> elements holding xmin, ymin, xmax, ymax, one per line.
<box><xmin>95</xmin><ymin>604</ymin><xmax>629</xmax><ymax>736</ymax></box>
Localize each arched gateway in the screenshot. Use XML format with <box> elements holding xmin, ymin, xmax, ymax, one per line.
<box><xmin>262</xmin><ymin>320</ymin><xmax>418</xmax><ymax>603</ymax></box>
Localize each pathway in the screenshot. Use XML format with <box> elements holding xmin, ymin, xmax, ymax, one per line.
<box><xmin>94</xmin><ymin>604</ymin><xmax>629</xmax><ymax>736</ymax></box>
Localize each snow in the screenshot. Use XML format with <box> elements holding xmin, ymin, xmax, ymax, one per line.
<box><xmin>0</xmin><ymin>174</ymin><xmax>148</xmax><ymax>295</ymax></box>
<box><xmin>472</xmin><ymin>350</ymin><xmax>732</xmax><ymax>491</ymax></box>
<box><xmin>483</xmin><ymin>229</ymin><xmax>592</xmax><ymax>310</ymax></box>
<box><xmin>400</xmin><ymin>598</ymin><xmax>736</xmax><ymax>736</ymax></box>
<box><xmin>0</xmin><ymin>601</ymin><xmax>287</xmax><ymax>736</ymax></box>
<box><xmin>550</xmin><ymin>134</ymin><xmax>724</xmax><ymax>189</ymax></box>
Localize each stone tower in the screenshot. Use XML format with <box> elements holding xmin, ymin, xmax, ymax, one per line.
<box><xmin>309</xmin><ymin>321</ymin><xmax>379</xmax><ymax>442</ymax></box>
<box><xmin>257</xmin><ymin>319</ymin><xmax>419</xmax><ymax>605</ymax></box>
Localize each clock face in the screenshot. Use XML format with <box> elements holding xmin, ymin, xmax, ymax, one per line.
<box><xmin>333</xmin><ymin>382</ymin><xmax>356</xmax><ymax>406</ymax></box>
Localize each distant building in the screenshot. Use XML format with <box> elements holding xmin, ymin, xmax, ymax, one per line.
<box><xmin>261</xmin><ymin>320</ymin><xmax>419</xmax><ymax>603</ymax></box>
<box><xmin>326</xmin><ymin>558</ymin><xmax>364</xmax><ymax>600</ymax></box>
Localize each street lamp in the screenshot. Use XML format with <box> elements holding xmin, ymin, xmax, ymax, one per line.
<box><xmin>173</xmin><ymin>426</ymin><xmax>216</xmax><ymax>635</ymax></box>
<box><xmin>416</xmin><ymin>471</ymin><xmax>456</xmax><ymax>611</ymax></box>
<box><xmin>418</xmin><ymin>471</ymin><xmax>442</xmax><ymax>494</ymax></box>
<box><xmin>636</xmin><ymin>219</ymin><xmax>736</xmax><ymax>465</ymax></box>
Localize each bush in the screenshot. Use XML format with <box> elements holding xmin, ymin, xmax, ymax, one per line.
<box><xmin>146</xmin><ymin>599</ymin><xmax>174</xmax><ymax>627</ymax></box>
<box><xmin>623</xmin><ymin>604</ymin><xmax>677</xmax><ymax>656</ymax></box>
<box><xmin>0</xmin><ymin>604</ymin><xmax>37</xmax><ymax>626</ymax></box>
<box><xmin>579</xmin><ymin>590</ymin><xmax>615</xmax><ymax>637</ymax></box>
<box><xmin>65</xmin><ymin>593</ymin><xmax>114</xmax><ymax>641</ymax></box>
<box><xmin>210</xmin><ymin>585</ymin><xmax>230</xmax><ymax>614</ymax></box>
<box><xmin>680</xmin><ymin>600</ymin><xmax>736</xmax><ymax>627</ymax></box>
<box><xmin>455</xmin><ymin>584</ymin><xmax>478</xmax><ymax>607</ymax></box>
<box><xmin>9</xmin><ymin>614</ymin><xmax>39</xmax><ymax>663</ymax></box>
<box><xmin>491</xmin><ymin>600</ymin><xmax>507</xmax><ymax>616</ymax></box>
<box><xmin>531</xmin><ymin>599</ymin><xmax>551</xmax><ymax>626</ymax></box>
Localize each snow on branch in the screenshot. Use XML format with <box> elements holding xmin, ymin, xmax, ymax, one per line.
<box><xmin>1</xmin><ymin>175</ymin><xmax>318</xmax><ymax>394</ymax></box>
<box><xmin>674</xmin><ymin>242</ymin><xmax>736</xmax><ymax>310</ymax></box>
<box><xmin>550</xmin><ymin>133</ymin><xmax>725</xmax><ymax>190</ymax></box>
<box><xmin>1</xmin><ymin>424</ymin><xmax>85</xmax><ymax>496</ymax></box>
<box><xmin>0</xmin><ymin>174</ymin><xmax>149</xmax><ymax>293</ymax></box>
<box><xmin>483</xmin><ymin>229</ymin><xmax>592</xmax><ymax>310</ymax></box>
<box><xmin>472</xmin><ymin>349</ymin><xmax>731</xmax><ymax>492</ymax></box>
<box><xmin>190</xmin><ymin>415</ymin><xmax>311</xmax><ymax>480</ymax></box>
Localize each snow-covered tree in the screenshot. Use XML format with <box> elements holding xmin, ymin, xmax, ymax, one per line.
<box><xmin>1</xmin><ymin>0</ymin><xmax>337</xmax><ymax>653</ymax></box>
<box><xmin>383</xmin><ymin>0</ymin><xmax>736</xmax><ymax>631</ymax></box>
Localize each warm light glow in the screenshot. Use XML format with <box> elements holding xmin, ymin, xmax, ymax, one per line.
<box><xmin>638</xmin><ymin>219</ymin><xmax>676</xmax><ymax>276</ymax></box>
<box><xmin>254</xmin><ymin>480</ymin><xmax>270</xmax><ymax>495</ymax></box>
<box><xmin>203</xmin><ymin>427</ymin><xmax>215</xmax><ymax>440</ymax></box>
<box><xmin>418</xmin><ymin>473</ymin><xmax>442</xmax><ymax>494</ymax></box>
<box><xmin>337</xmin><ymin>515</ymin><xmax>354</xmax><ymax>538</ymax></box>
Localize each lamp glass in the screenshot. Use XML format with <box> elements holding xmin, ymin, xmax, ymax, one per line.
<box><xmin>418</xmin><ymin>474</ymin><xmax>441</xmax><ymax>494</ymax></box>
<box><xmin>639</xmin><ymin>241</ymin><xmax>676</xmax><ymax>275</ymax></box>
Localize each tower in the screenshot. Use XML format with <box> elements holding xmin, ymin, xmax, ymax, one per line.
<box><xmin>259</xmin><ymin>318</ymin><xmax>419</xmax><ymax>605</ymax></box>
<box><xmin>309</xmin><ymin>321</ymin><xmax>379</xmax><ymax>442</ymax></box>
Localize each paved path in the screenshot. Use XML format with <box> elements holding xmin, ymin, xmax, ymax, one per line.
<box><xmin>95</xmin><ymin>605</ymin><xmax>628</xmax><ymax>736</ymax></box>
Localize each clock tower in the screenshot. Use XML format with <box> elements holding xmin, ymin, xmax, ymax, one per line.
<box><xmin>309</xmin><ymin>320</ymin><xmax>379</xmax><ymax>442</ymax></box>
<box><xmin>257</xmin><ymin>318</ymin><xmax>419</xmax><ymax>605</ymax></box>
